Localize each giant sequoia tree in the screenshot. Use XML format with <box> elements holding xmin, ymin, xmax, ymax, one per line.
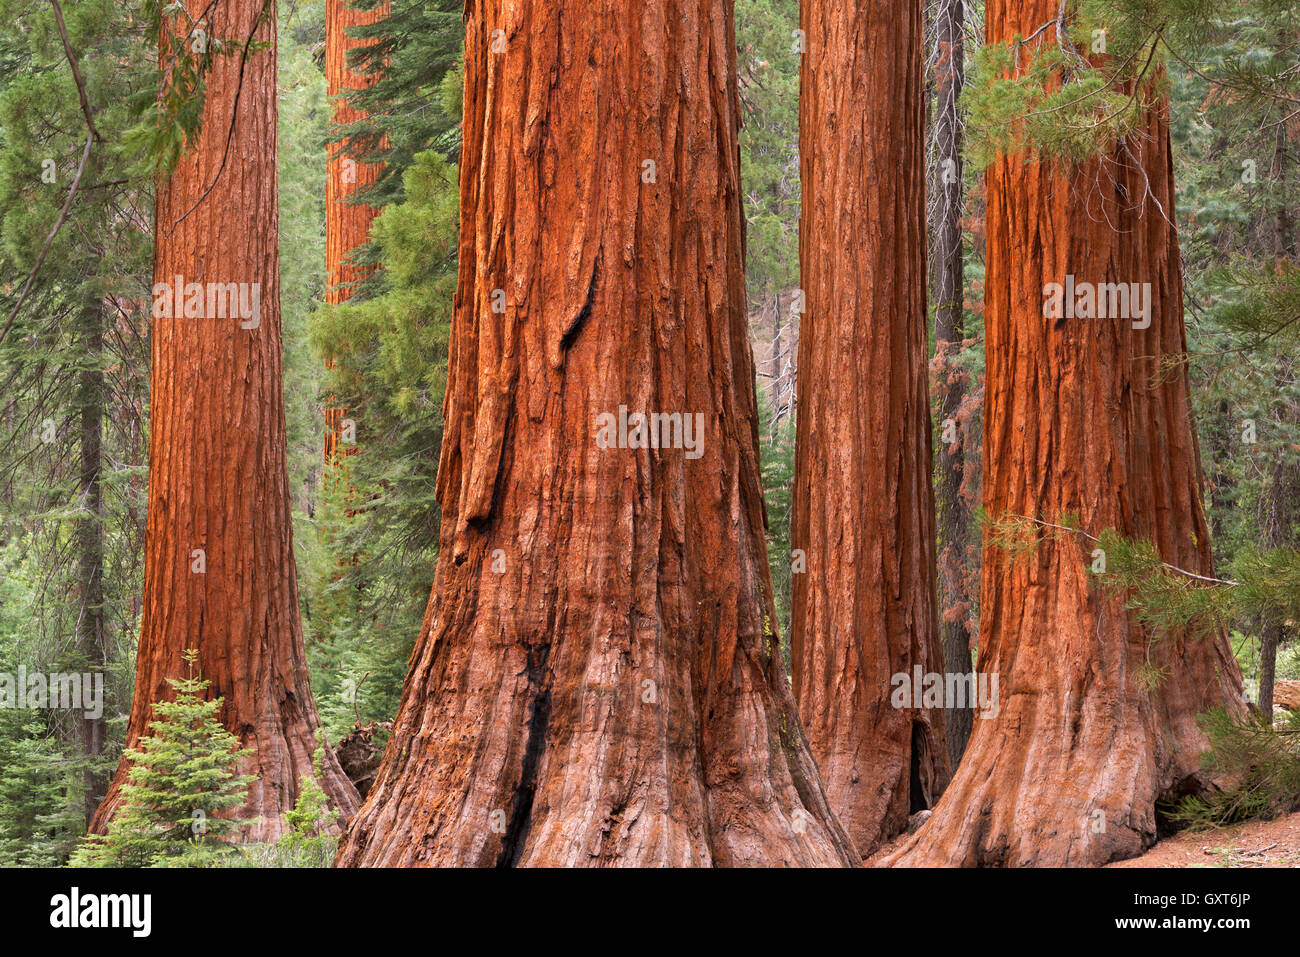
<box><xmin>335</xmin><ymin>0</ymin><xmax>858</xmax><ymax>867</ymax></box>
<box><xmin>883</xmin><ymin>1</ymin><xmax>1245</xmax><ymax>867</ymax></box>
<box><xmin>90</xmin><ymin>0</ymin><xmax>358</xmax><ymax>839</ymax></box>
<box><xmin>323</xmin><ymin>0</ymin><xmax>388</xmax><ymax>468</ymax></box>
<box><xmin>790</xmin><ymin>0</ymin><xmax>949</xmax><ymax>854</ymax></box>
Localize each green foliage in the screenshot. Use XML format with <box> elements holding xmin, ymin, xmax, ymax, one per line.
<box><xmin>143</xmin><ymin>757</ymin><xmax>339</xmax><ymax>867</ymax></box>
<box><xmin>737</xmin><ymin>0</ymin><xmax>802</xmax><ymax>653</ymax></box>
<box><xmin>964</xmin><ymin>13</ymin><xmax>1159</xmax><ymax>169</ymax></box>
<box><xmin>759</xmin><ymin>400</ymin><xmax>796</xmax><ymax>643</ymax></box>
<box><xmin>736</xmin><ymin>0</ymin><xmax>800</xmax><ymax>301</ymax></box>
<box><xmin>335</xmin><ymin>0</ymin><xmax>464</xmax><ymax>208</ymax></box>
<box><xmin>287</xmin><ymin>0</ymin><xmax>464</xmax><ymax>740</ymax></box>
<box><xmin>962</xmin><ymin>0</ymin><xmax>1299</xmax><ymax>169</ymax></box>
<box><xmin>1208</xmin><ymin>263</ymin><xmax>1300</xmax><ymax>350</ymax></box>
<box><xmin>0</xmin><ymin>712</ymin><xmax>86</xmax><ymax>867</ymax></box>
<box><xmin>1090</xmin><ymin>530</ymin><xmax>1300</xmax><ymax>670</ymax></box>
<box><xmin>304</xmin><ymin>149</ymin><xmax>457</xmax><ymax>739</ymax></box>
<box><xmin>1278</xmin><ymin>644</ymin><xmax>1300</xmax><ymax>682</ymax></box>
<box><xmin>127</xmin><ymin>0</ymin><xmax>277</xmax><ymax>177</ymax></box>
<box><xmin>272</xmin><ymin>749</ymin><xmax>340</xmax><ymax>867</ymax></box>
<box><xmin>1093</xmin><ymin>529</ymin><xmax>1230</xmax><ymax>640</ymax></box>
<box><xmin>277</xmin><ymin>0</ymin><xmax>333</xmax><ymax>541</ymax></box>
<box><xmin>70</xmin><ymin>651</ymin><xmax>255</xmax><ymax>868</ymax></box>
<box><xmin>1165</xmin><ymin>707</ymin><xmax>1300</xmax><ymax>829</ymax></box>
<box><xmin>0</xmin><ymin>0</ymin><xmax>152</xmax><ymax>867</ymax></box>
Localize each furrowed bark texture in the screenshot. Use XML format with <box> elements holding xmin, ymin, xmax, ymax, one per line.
<box><xmin>790</xmin><ymin>0</ymin><xmax>949</xmax><ymax>855</ymax></box>
<box><xmin>324</xmin><ymin>0</ymin><xmax>387</xmax><ymax>468</ymax></box>
<box><xmin>336</xmin><ymin>0</ymin><xmax>859</xmax><ymax>868</ymax></box>
<box><xmin>90</xmin><ymin>0</ymin><xmax>359</xmax><ymax>840</ymax></box>
<box><xmin>883</xmin><ymin>4</ymin><xmax>1244</xmax><ymax>867</ymax></box>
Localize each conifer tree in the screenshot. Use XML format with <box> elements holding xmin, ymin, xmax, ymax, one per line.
<box><xmin>73</xmin><ymin>651</ymin><xmax>255</xmax><ymax>868</ymax></box>
<box><xmin>791</xmin><ymin>0</ymin><xmax>950</xmax><ymax>853</ymax></box>
<box><xmin>90</xmin><ymin>0</ymin><xmax>359</xmax><ymax>839</ymax></box>
<box><xmin>887</xmin><ymin>0</ymin><xmax>1249</xmax><ymax>867</ymax></box>
<box><xmin>336</xmin><ymin>0</ymin><xmax>858</xmax><ymax>868</ymax></box>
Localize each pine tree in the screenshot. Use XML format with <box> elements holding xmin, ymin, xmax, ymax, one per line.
<box><xmin>307</xmin><ymin>148</ymin><xmax>458</xmax><ymax>738</ymax></box>
<box><xmin>0</xmin><ymin>0</ymin><xmax>155</xmax><ymax>842</ymax></box>
<box><xmin>331</xmin><ymin>0</ymin><xmax>463</xmax><ymax>207</ymax></box>
<box><xmin>72</xmin><ymin>650</ymin><xmax>256</xmax><ymax>868</ymax></box>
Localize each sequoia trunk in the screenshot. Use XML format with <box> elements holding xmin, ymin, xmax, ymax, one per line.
<box><xmin>335</xmin><ymin>0</ymin><xmax>858</xmax><ymax>867</ymax></box>
<box><xmin>883</xmin><ymin>2</ymin><xmax>1244</xmax><ymax>867</ymax></box>
<box><xmin>323</xmin><ymin>0</ymin><xmax>387</xmax><ymax>468</ymax></box>
<box><xmin>89</xmin><ymin>0</ymin><xmax>359</xmax><ymax>840</ymax></box>
<box><xmin>790</xmin><ymin>0</ymin><xmax>949</xmax><ymax>855</ymax></box>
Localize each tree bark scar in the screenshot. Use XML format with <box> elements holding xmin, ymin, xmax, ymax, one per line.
<box><xmin>455</xmin><ymin>412</ymin><xmax>515</xmax><ymax>563</ymax></box>
<box><xmin>558</xmin><ymin>254</ymin><xmax>601</xmax><ymax>359</ymax></box>
<box><xmin>496</xmin><ymin>642</ymin><xmax>552</xmax><ymax>867</ymax></box>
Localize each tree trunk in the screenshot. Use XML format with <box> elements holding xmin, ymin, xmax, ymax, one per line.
<box><xmin>335</xmin><ymin>0</ymin><xmax>859</xmax><ymax>868</ymax></box>
<box><xmin>1207</xmin><ymin>398</ymin><xmax>1236</xmax><ymax>543</ymax></box>
<box><xmin>1257</xmin><ymin>113</ymin><xmax>1295</xmax><ymax>721</ymax></box>
<box><xmin>928</xmin><ymin>0</ymin><xmax>974</xmax><ymax>768</ymax></box>
<box><xmin>76</xmin><ymin>299</ymin><xmax>106</xmax><ymax>824</ymax></box>
<box><xmin>1259</xmin><ymin>622</ymin><xmax>1280</xmax><ymax>720</ymax></box>
<box><xmin>882</xmin><ymin>4</ymin><xmax>1245</xmax><ymax>867</ymax></box>
<box><xmin>323</xmin><ymin>0</ymin><xmax>387</xmax><ymax>469</ymax></box>
<box><xmin>789</xmin><ymin>0</ymin><xmax>948</xmax><ymax>855</ymax></box>
<box><xmin>90</xmin><ymin>0</ymin><xmax>359</xmax><ymax>840</ymax></box>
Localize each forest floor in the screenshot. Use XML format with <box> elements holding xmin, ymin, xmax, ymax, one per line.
<box><xmin>867</xmin><ymin>809</ymin><xmax>1300</xmax><ymax>867</ymax></box>
<box><xmin>1108</xmin><ymin>811</ymin><xmax>1300</xmax><ymax>868</ymax></box>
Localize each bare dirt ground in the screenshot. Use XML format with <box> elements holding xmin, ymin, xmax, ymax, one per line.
<box><xmin>865</xmin><ymin>809</ymin><xmax>1300</xmax><ymax>867</ymax></box>
<box><xmin>1107</xmin><ymin>810</ymin><xmax>1300</xmax><ymax>868</ymax></box>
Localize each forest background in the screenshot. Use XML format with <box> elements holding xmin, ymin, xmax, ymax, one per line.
<box><xmin>0</xmin><ymin>0</ymin><xmax>1295</xmax><ymax>864</ymax></box>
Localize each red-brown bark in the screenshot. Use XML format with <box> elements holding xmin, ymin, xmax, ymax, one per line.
<box><xmin>790</xmin><ymin>0</ymin><xmax>949</xmax><ymax>855</ymax></box>
<box><xmin>883</xmin><ymin>3</ymin><xmax>1244</xmax><ymax>867</ymax></box>
<box><xmin>323</xmin><ymin>0</ymin><xmax>387</xmax><ymax>469</ymax></box>
<box><xmin>335</xmin><ymin>0</ymin><xmax>859</xmax><ymax>868</ymax></box>
<box><xmin>89</xmin><ymin>0</ymin><xmax>359</xmax><ymax>840</ymax></box>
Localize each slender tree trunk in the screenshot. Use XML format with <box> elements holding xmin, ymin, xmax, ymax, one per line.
<box><xmin>90</xmin><ymin>0</ymin><xmax>358</xmax><ymax>840</ymax></box>
<box><xmin>883</xmin><ymin>3</ymin><xmax>1244</xmax><ymax>867</ymax></box>
<box><xmin>790</xmin><ymin>0</ymin><xmax>949</xmax><ymax>855</ymax></box>
<box><xmin>76</xmin><ymin>299</ymin><xmax>106</xmax><ymax>824</ymax></box>
<box><xmin>323</xmin><ymin>0</ymin><xmax>387</xmax><ymax>470</ymax></box>
<box><xmin>335</xmin><ymin>0</ymin><xmax>859</xmax><ymax>868</ymax></box>
<box><xmin>929</xmin><ymin>0</ymin><xmax>974</xmax><ymax>768</ymax></box>
<box><xmin>1258</xmin><ymin>110</ymin><xmax>1295</xmax><ymax>720</ymax></box>
<box><xmin>1273</xmin><ymin>105</ymin><xmax>1294</xmax><ymax>263</ymax></box>
<box><xmin>772</xmin><ymin>295</ymin><xmax>782</xmax><ymax>389</ymax></box>
<box><xmin>1259</xmin><ymin>619</ymin><xmax>1281</xmax><ymax>720</ymax></box>
<box><xmin>1208</xmin><ymin>398</ymin><xmax>1236</xmax><ymax>542</ymax></box>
